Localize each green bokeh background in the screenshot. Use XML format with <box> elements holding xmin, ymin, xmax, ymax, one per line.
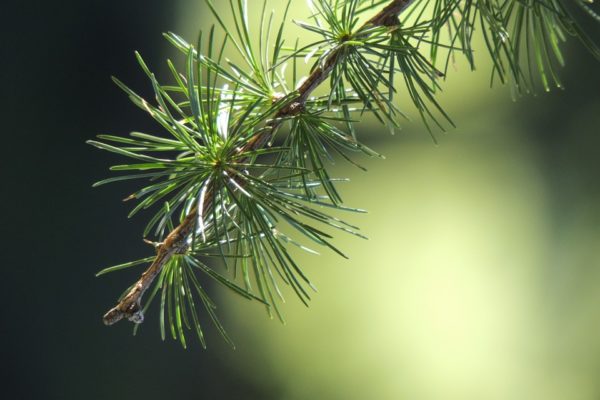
<box><xmin>3</xmin><ymin>1</ymin><xmax>600</xmax><ymax>399</ymax></box>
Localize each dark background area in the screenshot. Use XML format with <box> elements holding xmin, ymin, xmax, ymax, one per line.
<box><xmin>1</xmin><ymin>1</ymin><xmax>599</xmax><ymax>399</ymax></box>
<box><xmin>2</xmin><ymin>1</ymin><xmax>277</xmax><ymax>399</ymax></box>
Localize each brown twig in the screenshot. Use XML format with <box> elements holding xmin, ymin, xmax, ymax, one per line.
<box><xmin>102</xmin><ymin>0</ymin><xmax>412</xmax><ymax>326</ymax></box>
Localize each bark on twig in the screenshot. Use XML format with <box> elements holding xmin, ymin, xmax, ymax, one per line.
<box><xmin>103</xmin><ymin>0</ymin><xmax>412</xmax><ymax>326</ymax></box>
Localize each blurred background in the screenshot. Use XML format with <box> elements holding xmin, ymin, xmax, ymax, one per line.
<box><xmin>2</xmin><ymin>1</ymin><xmax>600</xmax><ymax>399</ymax></box>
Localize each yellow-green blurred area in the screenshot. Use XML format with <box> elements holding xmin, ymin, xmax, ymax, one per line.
<box><xmin>176</xmin><ymin>2</ymin><xmax>600</xmax><ymax>399</ymax></box>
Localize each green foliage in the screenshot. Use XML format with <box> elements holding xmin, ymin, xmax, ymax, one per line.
<box><xmin>90</xmin><ymin>0</ymin><xmax>599</xmax><ymax>348</ymax></box>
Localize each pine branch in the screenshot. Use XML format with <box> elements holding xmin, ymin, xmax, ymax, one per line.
<box><xmin>102</xmin><ymin>0</ymin><xmax>414</xmax><ymax>326</ymax></box>
<box><xmin>92</xmin><ymin>0</ymin><xmax>599</xmax><ymax>348</ymax></box>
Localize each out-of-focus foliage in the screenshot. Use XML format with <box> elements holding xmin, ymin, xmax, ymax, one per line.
<box><xmin>219</xmin><ymin>103</ymin><xmax>600</xmax><ymax>400</ymax></box>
